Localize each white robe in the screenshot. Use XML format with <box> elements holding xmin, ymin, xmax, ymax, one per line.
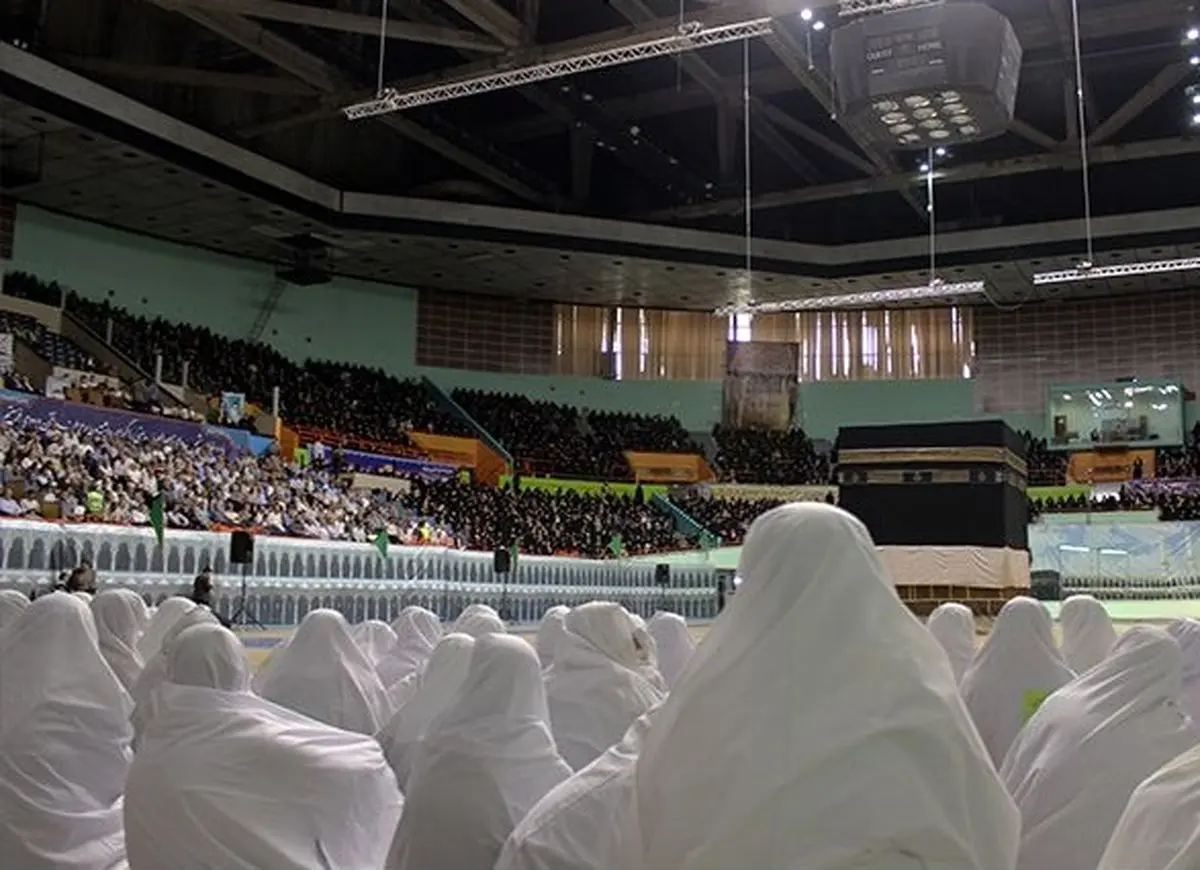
<box><xmin>0</xmin><ymin>587</ymin><xmax>29</xmax><ymax>630</ymax></box>
<box><xmin>453</xmin><ymin>602</ymin><xmax>507</xmax><ymax>638</ymax></box>
<box><xmin>135</xmin><ymin>596</ymin><xmax>196</xmax><ymax>662</ymax></box>
<box><xmin>1059</xmin><ymin>594</ymin><xmax>1118</xmax><ymax>674</ymax></box>
<box><xmin>926</xmin><ymin>601</ymin><xmax>976</xmax><ymax>682</ymax></box>
<box><xmin>1001</xmin><ymin>626</ymin><xmax>1200</xmax><ymax>870</ymax></box>
<box><xmin>535</xmin><ymin>605</ymin><xmax>570</xmax><ymax>668</ymax></box>
<box><xmin>0</xmin><ymin>593</ymin><xmax>132</xmax><ymax>870</ymax></box>
<box><xmin>92</xmin><ymin>589</ymin><xmax>150</xmax><ymax>693</ymax></box>
<box><xmin>646</xmin><ymin>612</ymin><xmax>696</xmax><ymax>689</ymax></box>
<box><xmin>378</xmin><ymin>606</ymin><xmax>443</xmax><ymax>687</ymax></box>
<box><xmin>386</xmin><ymin>634</ymin><xmax>571</xmax><ymax>870</ymax></box>
<box><xmin>623</xmin><ymin>503</ymin><xmax>1019</xmax><ymax>870</ymax></box>
<box><xmin>1098</xmin><ymin>742</ymin><xmax>1200</xmax><ymax>870</ymax></box>
<box><xmin>130</xmin><ymin>606</ymin><xmax>218</xmax><ymax>748</ymax></box>
<box><xmin>960</xmin><ymin>596</ymin><xmax>1075</xmax><ymax>766</ymax></box>
<box><xmin>126</xmin><ymin>622</ymin><xmax>402</xmax><ymax>870</ymax></box>
<box><xmin>1168</xmin><ymin>617</ymin><xmax>1200</xmax><ymax>724</ymax></box>
<box><xmin>546</xmin><ymin>602</ymin><xmax>666</xmax><ymax>771</ymax></box>
<box><xmin>253</xmin><ymin>608</ymin><xmax>391</xmax><ymax>734</ymax></box>
<box><xmin>378</xmin><ymin>632</ymin><xmax>475</xmax><ymax>790</ymax></box>
<box><xmin>352</xmin><ymin>619</ymin><xmax>398</xmax><ymax>666</ymax></box>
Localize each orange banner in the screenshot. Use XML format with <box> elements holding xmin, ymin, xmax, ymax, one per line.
<box><xmin>623</xmin><ymin>451</ymin><xmax>715</xmax><ymax>484</ymax></box>
<box><xmin>1067</xmin><ymin>449</ymin><xmax>1156</xmax><ymax>484</ymax></box>
<box><xmin>409</xmin><ymin>432</ymin><xmax>508</xmax><ymax>486</ymax></box>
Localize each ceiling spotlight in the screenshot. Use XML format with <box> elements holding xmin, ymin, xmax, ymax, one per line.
<box><xmin>716</xmin><ymin>281</ymin><xmax>987</xmax><ymax>314</ymax></box>
<box><xmin>812</xmin><ymin>19</ymin><xmax>826</xmax><ymax>31</ymax></box>
<box><xmin>1192</xmin><ymin>112</ymin><xmax>1200</xmax><ymax>126</ymax></box>
<box><xmin>1187</xmin><ymin>26</ymin><xmax>1199</xmax><ymax>41</ymax></box>
<box><xmin>919</xmin><ymin>162</ymin><xmax>930</xmax><ymax>173</ymax></box>
<box><xmin>1192</xmin><ymin>55</ymin><xmax>1200</xmax><ymax>66</ymax></box>
<box><xmin>801</xmin><ymin>7</ymin><xmax>814</xmax><ymax>21</ymax></box>
<box><xmin>934</xmin><ymin>146</ymin><xmax>947</xmax><ymax>157</ymax></box>
<box><xmin>1033</xmin><ymin>258</ymin><xmax>1200</xmax><ymax>286</ymax></box>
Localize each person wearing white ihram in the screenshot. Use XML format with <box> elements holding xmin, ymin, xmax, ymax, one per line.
<box><xmin>377</xmin><ymin>631</ymin><xmax>476</xmax><ymax>790</ymax></box>
<box><xmin>452</xmin><ymin>601</ymin><xmax>507</xmax><ymax>638</ymax></box>
<box><xmin>1166</xmin><ymin>616</ymin><xmax>1200</xmax><ymax>724</ymax></box>
<box><xmin>136</xmin><ymin>595</ymin><xmax>197</xmax><ymax>662</ymax></box>
<box><xmin>385</xmin><ymin>633</ymin><xmax>571</xmax><ymax>870</ymax></box>
<box><xmin>254</xmin><ymin>608</ymin><xmax>392</xmax><ymax>734</ymax></box>
<box><xmin>0</xmin><ymin>593</ymin><xmax>133</xmax><ymax>870</ymax></box>
<box><xmin>535</xmin><ymin>604</ymin><xmax>570</xmax><ymax>669</ymax></box>
<box><xmin>645</xmin><ymin>611</ymin><xmax>696</xmax><ymax>689</ymax></box>
<box><xmin>91</xmin><ymin>588</ymin><xmax>151</xmax><ymax>692</ymax></box>
<box><xmin>925</xmin><ymin>601</ymin><xmax>976</xmax><ymax>682</ymax></box>
<box><xmin>0</xmin><ymin>586</ymin><xmax>29</xmax><ymax>630</ymax></box>
<box><xmin>377</xmin><ymin>605</ymin><xmax>443</xmax><ymax>698</ymax></box>
<box><xmin>502</xmin><ymin>503</ymin><xmax>1020</xmax><ymax>870</ymax></box>
<box><xmin>125</xmin><ymin>622</ymin><xmax>404</xmax><ymax>870</ymax></box>
<box><xmin>1001</xmin><ymin>626</ymin><xmax>1199</xmax><ymax>870</ymax></box>
<box><xmin>130</xmin><ymin>604</ymin><xmax>219</xmax><ymax>748</ymax></box>
<box><xmin>352</xmin><ymin>618</ymin><xmax>399</xmax><ymax>666</ymax></box>
<box><xmin>959</xmin><ymin>596</ymin><xmax>1075</xmax><ymax>766</ymax></box>
<box><xmin>545</xmin><ymin>601</ymin><xmax>666</xmax><ymax>771</ymax></box>
<box><xmin>1059</xmin><ymin>593</ymin><xmax>1118</xmax><ymax>674</ymax></box>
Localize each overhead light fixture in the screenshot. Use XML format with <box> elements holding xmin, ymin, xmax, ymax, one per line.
<box><xmin>1032</xmin><ymin>258</ymin><xmax>1200</xmax><ymax>286</ymax></box>
<box><xmin>1187</xmin><ymin>26</ymin><xmax>1199</xmax><ymax>42</ymax></box>
<box><xmin>716</xmin><ymin>280</ymin><xmax>986</xmax><ymax>315</ymax></box>
<box><xmin>801</xmin><ymin>7</ymin><xmax>813</xmax><ymax>21</ymax></box>
<box><xmin>870</xmin><ymin>91</ymin><xmax>981</xmax><ymax>148</ymax></box>
<box><xmin>344</xmin><ymin>18</ymin><xmax>774</xmax><ymax>119</ymax></box>
<box><xmin>812</xmin><ymin>20</ymin><xmax>826</xmax><ymax>31</ymax></box>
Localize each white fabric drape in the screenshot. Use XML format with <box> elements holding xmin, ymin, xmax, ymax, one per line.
<box><xmin>546</xmin><ymin>602</ymin><xmax>666</xmax><ymax>771</ymax></box>
<box><xmin>0</xmin><ymin>593</ymin><xmax>132</xmax><ymax>870</ymax></box>
<box><xmin>1001</xmin><ymin>626</ymin><xmax>1200</xmax><ymax>870</ymax></box>
<box><xmin>378</xmin><ymin>606</ymin><xmax>443</xmax><ymax>688</ymax></box>
<box><xmin>1169</xmin><ymin>617</ymin><xmax>1200</xmax><ymax>724</ymax></box>
<box><xmin>646</xmin><ymin>612</ymin><xmax>696</xmax><ymax>689</ymax></box>
<box><xmin>1059</xmin><ymin>594</ymin><xmax>1118</xmax><ymax>674</ymax></box>
<box><xmin>378</xmin><ymin>632</ymin><xmax>476</xmax><ymax>790</ymax></box>
<box><xmin>0</xmin><ymin>587</ymin><xmax>29</xmax><ymax>630</ymax></box>
<box><xmin>136</xmin><ymin>596</ymin><xmax>196</xmax><ymax>662</ymax></box>
<box><xmin>130</xmin><ymin>605</ymin><xmax>218</xmax><ymax>748</ymax></box>
<box><xmin>536</xmin><ymin>605</ymin><xmax>570</xmax><ymax>668</ymax></box>
<box><xmin>960</xmin><ymin>596</ymin><xmax>1075</xmax><ymax>765</ymax></box>
<box><xmin>353</xmin><ymin>619</ymin><xmax>399</xmax><ymax>666</ymax></box>
<box><xmin>253</xmin><ymin>608</ymin><xmax>391</xmax><ymax>734</ymax></box>
<box><xmin>386</xmin><ymin>634</ymin><xmax>571</xmax><ymax>870</ymax></box>
<box><xmin>1098</xmin><ymin>742</ymin><xmax>1200</xmax><ymax>870</ymax></box>
<box><xmin>497</xmin><ymin>711</ymin><xmax>658</xmax><ymax>870</ymax></box>
<box><xmin>125</xmin><ymin>622</ymin><xmax>403</xmax><ymax>870</ymax></box>
<box><xmin>623</xmin><ymin>503</ymin><xmax>1020</xmax><ymax>870</ymax></box>
<box><xmin>92</xmin><ymin>589</ymin><xmax>150</xmax><ymax>693</ymax></box>
<box><xmin>926</xmin><ymin>602</ymin><xmax>976</xmax><ymax>682</ymax></box>
<box><xmin>453</xmin><ymin>602</ymin><xmax>507</xmax><ymax>638</ymax></box>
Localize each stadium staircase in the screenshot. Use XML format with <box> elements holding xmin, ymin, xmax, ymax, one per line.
<box><xmin>652</xmin><ymin>494</ymin><xmax>722</xmax><ymax>548</ymax></box>
<box><xmin>418</xmin><ymin>376</ymin><xmax>514</xmax><ymax>468</ymax></box>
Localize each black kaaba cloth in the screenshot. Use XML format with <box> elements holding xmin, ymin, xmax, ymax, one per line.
<box><xmin>836</xmin><ymin>421</ymin><xmax>1027</xmax><ymax>550</ymax></box>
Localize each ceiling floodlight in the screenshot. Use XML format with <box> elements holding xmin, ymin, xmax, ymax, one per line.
<box><xmin>344</xmin><ymin>18</ymin><xmax>774</xmax><ymax>119</ymax></box>
<box><xmin>1187</xmin><ymin>26</ymin><xmax>1199</xmax><ymax>42</ymax></box>
<box><xmin>1032</xmin><ymin>258</ymin><xmax>1200</xmax><ymax>286</ymax></box>
<box><xmin>716</xmin><ymin>280</ymin><xmax>986</xmax><ymax>315</ymax></box>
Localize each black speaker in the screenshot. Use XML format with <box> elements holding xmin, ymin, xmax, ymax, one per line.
<box><xmin>655</xmin><ymin>563</ymin><xmax>670</xmax><ymax>587</ymax></box>
<box><xmin>1031</xmin><ymin>569</ymin><xmax>1063</xmax><ymax>602</ymax></box>
<box><xmin>494</xmin><ymin>547</ymin><xmax>511</xmax><ymax>575</ymax></box>
<box><xmin>229</xmin><ymin>530</ymin><xmax>255</xmax><ymax>566</ymax></box>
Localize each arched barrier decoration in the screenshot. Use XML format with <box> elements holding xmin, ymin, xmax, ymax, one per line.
<box><xmin>0</xmin><ymin>521</ymin><xmax>719</xmax><ymax>626</ymax></box>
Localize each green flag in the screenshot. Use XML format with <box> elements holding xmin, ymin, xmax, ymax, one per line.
<box><xmin>148</xmin><ymin>493</ymin><xmax>165</xmax><ymax>549</ymax></box>
<box><xmin>373</xmin><ymin>530</ymin><xmax>390</xmax><ymax>559</ymax></box>
<box><xmin>608</xmin><ymin>533</ymin><xmax>625</xmax><ymax>558</ymax></box>
<box><xmin>509</xmin><ymin>540</ymin><xmax>520</xmax><ymax>575</ymax></box>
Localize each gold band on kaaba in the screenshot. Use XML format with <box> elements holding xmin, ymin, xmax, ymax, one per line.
<box><xmin>836</xmin><ymin>446</ymin><xmax>1028</xmax><ymax>477</ymax></box>
<box><xmin>838</xmin><ymin>466</ymin><xmax>1026</xmax><ymax>487</ymax></box>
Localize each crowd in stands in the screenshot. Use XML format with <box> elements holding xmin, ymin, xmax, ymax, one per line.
<box><xmin>1024</xmin><ymin>432</ymin><xmax>1068</xmax><ymax>487</ymax></box>
<box><xmin>0</xmin><ymin>307</ymin><xmax>98</xmax><ymax>373</ymax></box>
<box><xmin>712</xmin><ymin>424</ymin><xmax>831</xmax><ymax>485</ymax></box>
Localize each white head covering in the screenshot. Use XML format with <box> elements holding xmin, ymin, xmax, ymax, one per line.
<box><xmin>386</xmin><ymin>634</ymin><xmax>571</xmax><ymax>870</ymax></box>
<box><xmin>136</xmin><ymin>596</ymin><xmax>196</xmax><ymax>661</ymax></box>
<box><xmin>0</xmin><ymin>588</ymin><xmax>30</xmax><ymax>630</ymax></box>
<box><xmin>72</xmin><ymin>590</ymin><xmax>93</xmax><ymax>602</ymax></box>
<box><xmin>1059</xmin><ymin>594</ymin><xmax>1118</xmax><ymax>673</ymax></box>
<box><xmin>960</xmin><ymin>595</ymin><xmax>1075</xmax><ymax>765</ymax></box>
<box><xmin>1098</xmin><ymin>741</ymin><xmax>1200</xmax><ymax>870</ymax></box>
<box><xmin>352</xmin><ymin>619</ymin><xmax>398</xmax><ymax>666</ymax></box>
<box><xmin>253</xmin><ymin>608</ymin><xmax>391</xmax><ymax>734</ymax></box>
<box><xmin>926</xmin><ymin>601</ymin><xmax>976</xmax><ymax>682</ymax></box>
<box><xmin>497</xmin><ymin>710</ymin><xmax>658</xmax><ymax>870</ymax></box>
<box><xmin>1001</xmin><ymin>626</ymin><xmax>1199</xmax><ymax>870</ymax></box>
<box><xmin>378</xmin><ymin>606</ymin><xmax>443</xmax><ymax>687</ymax></box>
<box><xmin>546</xmin><ymin>601</ymin><xmax>666</xmax><ymax>771</ymax></box>
<box><xmin>130</xmin><ymin>604</ymin><xmax>219</xmax><ymax>748</ymax></box>
<box><xmin>91</xmin><ymin>588</ymin><xmax>150</xmax><ymax>692</ymax></box>
<box><xmin>125</xmin><ymin>622</ymin><xmax>403</xmax><ymax>870</ymax></box>
<box><xmin>646</xmin><ymin>612</ymin><xmax>695</xmax><ymax>689</ymax></box>
<box><xmin>536</xmin><ymin>605</ymin><xmax>570</xmax><ymax>668</ymax></box>
<box><xmin>623</xmin><ymin>503</ymin><xmax>1019</xmax><ymax>870</ymax></box>
<box><xmin>0</xmin><ymin>593</ymin><xmax>132</xmax><ymax>870</ymax></box>
<box><xmin>453</xmin><ymin>602</ymin><xmax>507</xmax><ymax>638</ymax></box>
<box><xmin>1169</xmin><ymin>617</ymin><xmax>1200</xmax><ymax>724</ymax></box>
<box><xmin>378</xmin><ymin>632</ymin><xmax>475</xmax><ymax>790</ymax></box>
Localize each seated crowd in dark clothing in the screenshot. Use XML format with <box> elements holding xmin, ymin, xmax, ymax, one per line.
<box><xmin>712</xmin><ymin>424</ymin><xmax>831</xmax><ymax>485</ymax></box>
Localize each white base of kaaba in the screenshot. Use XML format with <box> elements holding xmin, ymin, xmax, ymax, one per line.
<box><xmin>877</xmin><ymin>545</ymin><xmax>1031</xmax><ymax>590</ymax></box>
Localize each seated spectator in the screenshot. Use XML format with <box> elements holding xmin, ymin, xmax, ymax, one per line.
<box><xmin>712</xmin><ymin>424</ymin><xmax>830</xmax><ymax>485</ymax></box>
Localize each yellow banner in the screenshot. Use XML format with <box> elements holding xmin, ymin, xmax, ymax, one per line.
<box><xmin>1067</xmin><ymin>449</ymin><xmax>1156</xmax><ymax>484</ymax></box>
<box><xmin>710</xmin><ymin>483</ymin><xmax>837</xmax><ymax>502</ymax></box>
<box><xmin>623</xmin><ymin>451</ymin><xmax>714</xmax><ymax>484</ymax></box>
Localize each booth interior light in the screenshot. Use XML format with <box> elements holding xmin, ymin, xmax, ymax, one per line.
<box><xmin>716</xmin><ymin>280</ymin><xmax>986</xmax><ymax>315</ymax></box>
<box><xmin>1032</xmin><ymin>258</ymin><xmax>1200</xmax><ymax>286</ymax></box>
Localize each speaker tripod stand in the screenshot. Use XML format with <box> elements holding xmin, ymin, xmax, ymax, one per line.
<box><xmin>228</xmin><ymin>531</ymin><xmax>265</xmax><ymax>630</ymax></box>
<box><xmin>229</xmin><ymin>561</ymin><xmax>266</xmax><ymax>630</ymax></box>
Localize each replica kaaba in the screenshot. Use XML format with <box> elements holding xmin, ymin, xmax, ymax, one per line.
<box><xmin>837</xmin><ymin>420</ymin><xmax>1030</xmax><ymax>615</ymax></box>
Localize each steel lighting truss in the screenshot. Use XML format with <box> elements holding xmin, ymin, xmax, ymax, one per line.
<box><xmin>1032</xmin><ymin>258</ymin><xmax>1200</xmax><ymax>286</ymax></box>
<box><xmin>344</xmin><ymin>18</ymin><xmax>775</xmax><ymax>119</ymax></box>
<box><xmin>837</xmin><ymin>0</ymin><xmax>942</xmax><ymax>18</ymax></box>
<box><xmin>716</xmin><ymin>280</ymin><xmax>986</xmax><ymax>314</ymax></box>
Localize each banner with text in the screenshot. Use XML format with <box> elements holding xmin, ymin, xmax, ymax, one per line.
<box><xmin>1067</xmin><ymin>449</ymin><xmax>1156</xmax><ymax>484</ymax></box>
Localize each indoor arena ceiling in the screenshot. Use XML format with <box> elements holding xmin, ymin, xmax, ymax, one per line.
<box><xmin>3</xmin><ymin>0</ymin><xmax>1200</xmax><ymax>311</ymax></box>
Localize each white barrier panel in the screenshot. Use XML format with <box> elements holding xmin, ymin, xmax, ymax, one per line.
<box><xmin>0</xmin><ymin>521</ymin><xmax>718</xmax><ymax>625</ymax></box>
